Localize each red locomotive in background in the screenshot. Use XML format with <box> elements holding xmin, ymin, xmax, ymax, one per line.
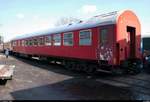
<box><xmin>10</xmin><ymin>10</ymin><xmax>143</xmax><ymax>74</ymax></box>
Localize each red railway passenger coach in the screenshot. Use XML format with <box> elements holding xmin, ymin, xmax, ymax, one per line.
<box><xmin>11</xmin><ymin>10</ymin><xmax>142</xmax><ymax>74</ymax></box>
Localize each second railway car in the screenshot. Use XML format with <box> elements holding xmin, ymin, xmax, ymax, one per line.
<box><xmin>11</xmin><ymin>10</ymin><xmax>143</xmax><ymax>74</ymax></box>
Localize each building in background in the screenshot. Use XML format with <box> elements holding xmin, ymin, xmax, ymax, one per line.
<box><xmin>142</xmin><ymin>36</ymin><xmax>150</xmax><ymax>57</ymax></box>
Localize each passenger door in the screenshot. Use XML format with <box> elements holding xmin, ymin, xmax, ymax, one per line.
<box><xmin>97</xmin><ymin>27</ymin><xmax>113</xmax><ymax>61</ymax></box>
<box><xmin>126</xmin><ymin>26</ymin><xmax>136</xmax><ymax>59</ymax></box>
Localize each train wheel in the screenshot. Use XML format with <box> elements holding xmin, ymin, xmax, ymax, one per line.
<box><xmin>82</xmin><ymin>64</ymin><xmax>88</xmax><ymax>72</ymax></box>
<box><xmin>71</xmin><ymin>62</ymin><xmax>77</xmax><ymax>71</ymax></box>
<box><xmin>78</xmin><ymin>63</ymin><xmax>86</xmax><ymax>72</ymax></box>
<box><xmin>65</xmin><ymin>61</ymin><xmax>72</xmax><ymax>70</ymax></box>
<box><xmin>85</xmin><ymin>65</ymin><xmax>97</xmax><ymax>74</ymax></box>
<box><xmin>76</xmin><ymin>64</ymin><xmax>82</xmax><ymax>71</ymax></box>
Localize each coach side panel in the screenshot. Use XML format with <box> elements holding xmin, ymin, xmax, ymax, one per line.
<box><xmin>12</xmin><ymin>27</ymin><xmax>98</xmax><ymax>61</ymax></box>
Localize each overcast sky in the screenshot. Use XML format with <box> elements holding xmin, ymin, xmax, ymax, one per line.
<box><xmin>0</xmin><ymin>0</ymin><xmax>149</xmax><ymax>42</ymax></box>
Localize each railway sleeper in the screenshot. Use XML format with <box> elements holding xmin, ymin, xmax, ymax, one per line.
<box><xmin>85</xmin><ymin>64</ymin><xmax>97</xmax><ymax>74</ymax></box>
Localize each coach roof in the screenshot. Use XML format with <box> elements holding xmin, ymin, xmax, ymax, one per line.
<box><xmin>12</xmin><ymin>10</ymin><xmax>128</xmax><ymax>40</ymax></box>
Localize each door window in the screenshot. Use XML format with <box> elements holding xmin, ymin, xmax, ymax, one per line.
<box><xmin>100</xmin><ymin>29</ymin><xmax>108</xmax><ymax>44</ymax></box>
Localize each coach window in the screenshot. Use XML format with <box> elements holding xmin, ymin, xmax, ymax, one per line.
<box><xmin>11</xmin><ymin>42</ymin><xmax>13</xmax><ymax>46</ymax></box>
<box><xmin>19</xmin><ymin>40</ymin><xmax>21</xmax><ymax>46</ymax></box>
<box><xmin>100</xmin><ymin>29</ymin><xmax>108</xmax><ymax>44</ymax></box>
<box><xmin>25</xmin><ymin>40</ymin><xmax>27</xmax><ymax>46</ymax></box>
<box><xmin>18</xmin><ymin>41</ymin><xmax>19</xmax><ymax>46</ymax></box>
<box><xmin>12</xmin><ymin>42</ymin><xmax>14</xmax><ymax>46</ymax></box>
<box><xmin>24</xmin><ymin>40</ymin><xmax>26</xmax><ymax>46</ymax></box>
<box><xmin>18</xmin><ymin>41</ymin><xmax>20</xmax><ymax>46</ymax></box>
<box><xmin>28</xmin><ymin>40</ymin><xmax>30</xmax><ymax>46</ymax></box>
<box><xmin>39</xmin><ymin>37</ymin><xmax>44</xmax><ymax>45</ymax></box>
<box><xmin>16</xmin><ymin>41</ymin><xmax>18</xmax><ymax>46</ymax></box>
<box><xmin>53</xmin><ymin>34</ymin><xmax>61</xmax><ymax>46</ymax></box>
<box><xmin>45</xmin><ymin>36</ymin><xmax>51</xmax><ymax>46</ymax></box>
<box><xmin>79</xmin><ymin>30</ymin><xmax>92</xmax><ymax>45</ymax></box>
<box><xmin>13</xmin><ymin>41</ymin><xmax>16</xmax><ymax>46</ymax></box>
<box><xmin>24</xmin><ymin>40</ymin><xmax>27</xmax><ymax>46</ymax></box>
<box><xmin>32</xmin><ymin>39</ymin><xmax>34</xmax><ymax>46</ymax></box>
<box><xmin>29</xmin><ymin>39</ymin><xmax>32</xmax><ymax>46</ymax></box>
<box><xmin>63</xmin><ymin>32</ymin><xmax>73</xmax><ymax>46</ymax></box>
<box><xmin>26</xmin><ymin>40</ymin><xmax>29</xmax><ymax>46</ymax></box>
<box><xmin>21</xmin><ymin>40</ymin><xmax>23</xmax><ymax>46</ymax></box>
<box><xmin>27</xmin><ymin>40</ymin><xmax>29</xmax><ymax>46</ymax></box>
<box><xmin>33</xmin><ymin>38</ymin><xmax>38</xmax><ymax>46</ymax></box>
<box><xmin>20</xmin><ymin>40</ymin><xmax>23</xmax><ymax>46</ymax></box>
<box><xmin>15</xmin><ymin>41</ymin><xmax>17</xmax><ymax>46</ymax></box>
<box><xmin>20</xmin><ymin>40</ymin><xmax>22</xmax><ymax>46</ymax></box>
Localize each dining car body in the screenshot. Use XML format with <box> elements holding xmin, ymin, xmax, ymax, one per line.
<box><xmin>11</xmin><ymin>10</ymin><xmax>143</xmax><ymax>74</ymax></box>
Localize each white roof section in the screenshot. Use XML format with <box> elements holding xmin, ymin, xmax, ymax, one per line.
<box><xmin>12</xmin><ymin>10</ymin><xmax>126</xmax><ymax>41</ymax></box>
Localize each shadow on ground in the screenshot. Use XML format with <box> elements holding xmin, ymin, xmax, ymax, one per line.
<box><xmin>12</xmin><ymin>55</ymin><xmax>116</xmax><ymax>78</ymax></box>
<box><xmin>9</xmin><ymin>55</ymin><xmax>150</xmax><ymax>100</ymax></box>
<box><xmin>10</xmin><ymin>77</ymin><xmax>134</xmax><ymax>100</ymax></box>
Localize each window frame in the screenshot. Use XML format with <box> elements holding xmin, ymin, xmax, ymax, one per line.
<box><xmin>25</xmin><ymin>40</ymin><xmax>28</xmax><ymax>46</ymax></box>
<box><xmin>18</xmin><ymin>40</ymin><xmax>20</xmax><ymax>46</ymax></box>
<box><xmin>63</xmin><ymin>32</ymin><xmax>74</xmax><ymax>46</ymax></box>
<box><xmin>33</xmin><ymin>38</ymin><xmax>38</xmax><ymax>46</ymax></box>
<box><xmin>13</xmin><ymin>41</ymin><xmax>17</xmax><ymax>46</ymax></box>
<box><xmin>100</xmin><ymin>28</ymin><xmax>108</xmax><ymax>44</ymax></box>
<box><xmin>28</xmin><ymin>39</ymin><xmax>33</xmax><ymax>46</ymax></box>
<box><xmin>53</xmin><ymin>34</ymin><xmax>61</xmax><ymax>46</ymax></box>
<box><xmin>26</xmin><ymin>39</ymin><xmax>30</xmax><ymax>46</ymax></box>
<box><xmin>21</xmin><ymin>40</ymin><xmax>24</xmax><ymax>46</ymax></box>
<box><xmin>20</xmin><ymin>40</ymin><xmax>22</xmax><ymax>46</ymax></box>
<box><xmin>38</xmin><ymin>37</ymin><xmax>45</xmax><ymax>46</ymax></box>
<box><xmin>79</xmin><ymin>29</ymin><xmax>92</xmax><ymax>46</ymax></box>
<box><xmin>45</xmin><ymin>35</ymin><xmax>52</xmax><ymax>46</ymax></box>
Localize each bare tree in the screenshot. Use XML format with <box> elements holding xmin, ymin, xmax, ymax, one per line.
<box><xmin>55</xmin><ymin>17</ymin><xmax>81</xmax><ymax>26</ymax></box>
